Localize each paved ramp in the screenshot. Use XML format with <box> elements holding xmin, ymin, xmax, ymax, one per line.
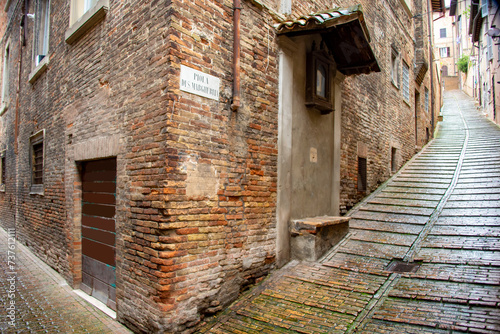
<box><xmin>199</xmin><ymin>91</ymin><xmax>500</xmax><ymax>333</ymax></box>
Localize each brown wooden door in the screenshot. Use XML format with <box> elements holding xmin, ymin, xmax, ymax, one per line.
<box><xmin>81</xmin><ymin>158</ymin><xmax>117</xmax><ymax>310</ymax></box>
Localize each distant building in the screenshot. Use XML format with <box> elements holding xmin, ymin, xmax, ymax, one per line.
<box><xmin>449</xmin><ymin>0</ymin><xmax>500</xmax><ymax>125</ymax></box>
<box><xmin>0</xmin><ymin>0</ymin><xmax>443</xmax><ymax>332</ymax></box>
<box><xmin>434</xmin><ymin>6</ymin><xmax>457</xmax><ymax>78</ymax></box>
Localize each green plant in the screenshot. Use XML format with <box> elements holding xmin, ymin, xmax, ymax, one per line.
<box><xmin>463</xmin><ymin>5</ymin><xmax>470</xmax><ymax>19</ymax></box>
<box><xmin>457</xmin><ymin>55</ymin><xmax>469</xmax><ymax>74</ymax></box>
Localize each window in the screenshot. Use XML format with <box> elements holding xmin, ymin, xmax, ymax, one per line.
<box><xmin>488</xmin><ymin>35</ymin><xmax>493</xmax><ymax>61</ymax></box>
<box><xmin>425</xmin><ymin>88</ymin><xmax>429</xmax><ymax>113</ymax></box>
<box><xmin>402</xmin><ymin>61</ymin><xmax>410</xmax><ymax>102</ymax></box>
<box><xmin>481</xmin><ymin>0</ymin><xmax>488</xmax><ymax>18</ymax></box>
<box><xmin>391</xmin><ymin>47</ymin><xmax>399</xmax><ymax>87</ymax></box>
<box><xmin>440</xmin><ymin>28</ymin><xmax>447</xmax><ymax>38</ymax></box>
<box><xmin>29</xmin><ymin>0</ymin><xmax>50</xmax><ymax>84</ymax></box>
<box><xmin>401</xmin><ymin>0</ymin><xmax>412</xmax><ymax>14</ymax></box>
<box><xmin>358</xmin><ymin>157</ymin><xmax>367</xmax><ymax>192</ymax></box>
<box><xmin>30</xmin><ymin>130</ymin><xmax>44</xmax><ymax>194</ymax></box>
<box><xmin>0</xmin><ymin>151</ymin><xmax>5</xmax><ymax>192</ymax></box>
<box><xmin>1</xmin><ymin>41</ymin><xmax>10</xmax><ymax>115</ymax></box>
<box><xmin>391</xmin><ymin>147</ymin><xmax>398</xmax><ymax>173</ymax></box>
<box><xmin>66</xmin><ymin>0</ymin><xmax>109</xmax><ymax>44</ymax></box>
<box><xmin>305</xmin><ymin>46</ymin><xmax>334</xmax><ymax>114</ymax></box>
<box><xmin>439</xmin><ymin>47</ymin><xmax>450</xmax><ymax>58</ymax></box>
<box><xmin>33</xmin><ymin>0</ymin><xmax>50</xmax><ymax>66</ymax></box>
<box><xmin>71</xmin><ymin>0</ymin><xmax>98</xmax><ymax>25</ymax></box>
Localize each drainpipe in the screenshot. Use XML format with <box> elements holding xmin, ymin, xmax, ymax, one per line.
<box><xmin>427</xmin><ymin>0</ymin><xmax>435</xmax><ymax>135</ymax></box>
<box><xmin>14</xmin><ymin>3</ymin><xmax>26</xmax><ymax>252</ymax></box>
<box><xmin>231</xmin><ymin>0</ymin><xmax>241</xmax><ymax>111</ymax></box>
<box><xmin>14</xmin><ymin>12</ymin><xmax>24</xmax><ymax>155</ymax></box>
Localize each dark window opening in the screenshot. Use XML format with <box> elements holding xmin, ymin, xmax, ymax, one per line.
<box><xmin>358</xmin><ymin>157</ymin><xmax>367</xmax><ymax>192</ymax></box>
<box><xmin>1</xmin><ymin>155</ymin><xmax>5</xmax><ymax>186</ymax></box>
<box><xmin>391</xmin><ymin>147</ymin><xmax>397</xmax><ymax>173</ymax></box>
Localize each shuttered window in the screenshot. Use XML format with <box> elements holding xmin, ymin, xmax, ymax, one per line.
<box><xmin>402</xmin><ymin>61</ymin><xmax>410</xmax><ymax>102</ymax></box>
<box><xmin>32</xmin><ymin>142</ymin><xmax>43</xmax><ymax>185</ymax></box>
<box><xmin>488</xmin><ymin>35</ymin><xmax>493</xmax><ymax>61</ymax></box>
<box><xmin>30</xmin><ymin>130</ymin><xmax>44</xmax><ymax>193</ymax></box>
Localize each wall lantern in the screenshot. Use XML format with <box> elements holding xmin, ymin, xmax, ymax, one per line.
<box><xmin>487</xmin><ymin>26</ymin><xmax>500</xmax><ymax>39</ymax></box>
<box><xmin>305</xmin><ymin>41</ymin><xmax>336</xmax><ymax>114</ymax></box>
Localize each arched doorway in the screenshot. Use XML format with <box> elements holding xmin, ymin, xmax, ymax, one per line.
<box><xmin>442</xmin><ymin>65</ymin><xmax>448</xmax><ymax>77</ymax></box>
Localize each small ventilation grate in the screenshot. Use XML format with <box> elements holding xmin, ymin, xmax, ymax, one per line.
<box><xmin>386</xmin><ymin>259</ymin><xmax>421</xmax><ymax>273</ymax></box>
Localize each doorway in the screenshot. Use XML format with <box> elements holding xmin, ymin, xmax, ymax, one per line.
<box><xmin>80</xmin><ymin>158</ymin><xmax>117</xmax><ymax>310</ymax></box>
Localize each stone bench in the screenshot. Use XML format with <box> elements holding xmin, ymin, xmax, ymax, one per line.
<box><xmin>290</xmin><ymin>216</ymin><xmax>350</xmax><ymax>261</ymax></box>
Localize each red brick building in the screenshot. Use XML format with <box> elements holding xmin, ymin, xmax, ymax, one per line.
<box><xmin>0</xmin><ymin>0</ymin><xmax>443</xmax><ymax>332</ymax></box>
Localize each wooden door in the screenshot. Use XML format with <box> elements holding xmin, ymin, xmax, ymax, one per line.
<box><xmin>81</xmin><ymin>158</ymin><xmax>117</xmax><ymax>310</ymax></box>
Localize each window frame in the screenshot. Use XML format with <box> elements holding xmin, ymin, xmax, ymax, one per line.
<box><xmin>65</xmin><ymin>0</ymin><xmax>109</xmax><ymax>45</ymax></box>
<box><xmin>440</xmin><ymin>28</ymin><xmax>447</xmax><ymax>38</ymax></box>
<box><xmin>305</xmin><ymin>48</ymin><xmax>335</xmax><ymax>114</ymax></box>
<box><xmin>33</xmin><ymin>0</ymin><xmax>50</xmax><ymax>65</ymax></box>
<box><xmin>439</xmin><ymin>47</ymin><xmax>450</xmax><ymax>58</ymax></box>
<box><xmin>29</xmin><ymin>0</ymin><xmax>51</xmax><ymax>84</ymax></box>
<box><xmin>391</xmin><ymin>47</ymin><xmax>400</xmax><ymax>88</ymax></box>
<box><xmin>30</xmin><ymin>130</ymin><xmax>45</xmax><ymax>195</ymax></box>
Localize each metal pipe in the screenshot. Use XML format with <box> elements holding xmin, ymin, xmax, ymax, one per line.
<box><xmin>231</xmin><ymin>0</ymin><xmax>241</xmax><ymax>111</ymax></box>
<box><xmin>427</xmin><ymin>0</ymin><xmax>435</xmax><ymax>136</ymax></box>
<box><xmin>14</xmin><ymin>13</ymin><xmax>24</xmax><ymax>154</ymax></box>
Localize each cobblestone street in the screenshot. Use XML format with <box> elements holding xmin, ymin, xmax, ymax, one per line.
<box><xmin>198</xmin><ymin>90</ymin><xmax>500</xmax><ymax>333</ymax></box>
<box><xmin>1</xmin><ymin>90</ymin><xmax>499</xmax><ymax>333</ymax></box>
<box><xmin>0</xmin><ymin>227</ymin><xmax>131</xmax><ymax>333</ymax></box>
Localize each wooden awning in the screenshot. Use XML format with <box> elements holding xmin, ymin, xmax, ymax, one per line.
<box><xmin>275</xmin><ymin>5</ymin><xmax>380</xmax><ymax>76</ymax></box>
<box><xmin>430</xmin><ymin>0</ymin><xmax>445</xmax><ymax>14</ymax></box>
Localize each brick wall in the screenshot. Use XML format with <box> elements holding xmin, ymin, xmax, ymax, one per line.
<box><xmin>0</xmin><ymin>0</ymin><xmax>439</xmax><ymax>332</ymax></box>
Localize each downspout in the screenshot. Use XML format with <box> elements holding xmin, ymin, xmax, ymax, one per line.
<box><xmin>14</xmin><ymin>5</ymin><xmax>25</xmax><ymax>155</ymax></box>
<box><xmin>14</xmin><ymin>1</ymin><xmax>26</xmax><ymax>251</ymax></box>
<box><xmin>427</xmin><ymin>0</ymin><xmax>435</xmax><ymax>135</ymax></box>
<box><xmin>231</xmin><ymin>0</ymin><xmax>241</xmax><ymax>111</ymax></box>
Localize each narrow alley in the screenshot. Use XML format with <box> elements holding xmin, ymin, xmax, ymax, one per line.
<box><xmin>197</xmin><ymin>90</ymin><xmax>500</xmax><ymax>333</ymax></box>
<box><xmin>0</xmin><ymin>225</ymin><xmax>131</xmax><ymax>333</ymax></box>
<box><xmin>1</xmin><ymin>90</ymin><xmax>499</xmax><ymax>333</ymax></box>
